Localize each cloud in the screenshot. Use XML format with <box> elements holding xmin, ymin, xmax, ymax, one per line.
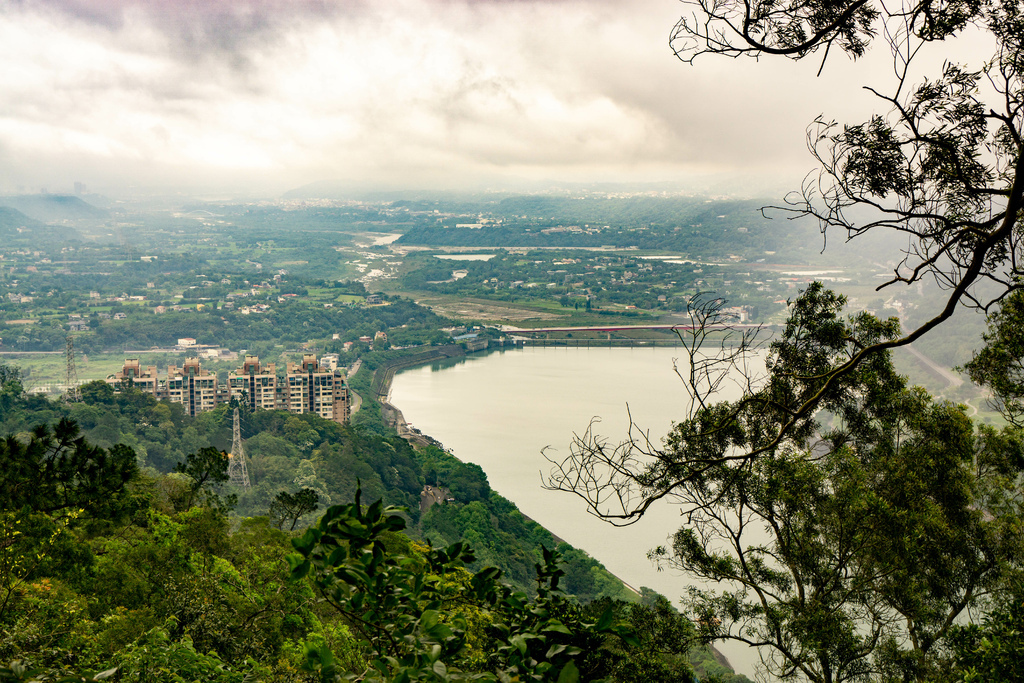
<box><xmin>0</xmin><ymin>0</ymin><xmax>908</xmax><ymax>194</ymax></box>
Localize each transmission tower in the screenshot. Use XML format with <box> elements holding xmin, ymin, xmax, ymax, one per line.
<box><xmin>227</xmin><ymin>407</ymin><xmax>251</xmax><ymax>489</ymax></box>
<box><xmin>64</xmin><ymin>334</ymin><xmax>80</xmax><ymax>402</ymax></box>
<box><xmin>116</xmin><ymin>227</ymin><xmax>137</xmax><ymax>262</ymax></box>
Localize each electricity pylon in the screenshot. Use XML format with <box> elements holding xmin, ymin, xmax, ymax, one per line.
<box><xmin>227</xmin><ymin>407</ymin><xmax>251</xmax><ymax>489</ymax></box>
<box><xmin>64</xmin><ymin>334</ymin><xmax>80</xmax><ymax>402</ymax></box>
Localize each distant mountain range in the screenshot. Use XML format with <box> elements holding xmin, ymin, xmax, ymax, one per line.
<box><xmin>0</xmin><ymin>194</ymin><xmax>109</xmax><ymax>222</ymax></box>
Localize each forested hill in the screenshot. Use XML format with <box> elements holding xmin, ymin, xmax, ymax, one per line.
<box><xmin>0</xmin><ymin>205</ymin><xmax>81</xmax><ymax>243</ymax></box>
<box><xmin>0</xmin><ymin>194</ymin><xmax>109</xmax><ymax>222</ymax></box>
<box><xmin>0</xmin><ymin>366</ymin><xmax>752</xmax><ymax>682</ymax></box>
<box><xmin>0</xmin><ymin>380</ymin><xmax>632</xmax><ymax>602</ymax></box>
<box><xmin>0</xmin><ymin>206</ymin><xmax>42</xmax><ymax>231</ymax></box>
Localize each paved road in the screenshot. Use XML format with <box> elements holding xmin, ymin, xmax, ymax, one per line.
<box><xmin>903</xmin><ymin>346</ymin><xmax>963</xmax><ymax>388</ymax></box>
<box><xmin>0</xmin><ymin>351</ymin><xmax>63</xmax><ymax>355</ymax></box>
<box><xmin>349</xmin><ymin>389</ymin><xmax>362</xmax><ymax>415</ymax></box>
<box><xmin>346</xmin><ymin>359</ymin><xmax>363</xmax><ymax>415</ymax></box>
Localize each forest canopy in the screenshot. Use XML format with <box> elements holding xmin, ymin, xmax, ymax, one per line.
<box><xmin>547</xmin><ymin>283</ymin><xmax>1024</xmax><ymax>681</ymax></box>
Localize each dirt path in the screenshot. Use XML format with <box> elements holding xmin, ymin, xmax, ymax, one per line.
<box><xmin>962</xmin><ymin>398</ymin><xmax>979</xmax><ymax>417</ymax></box>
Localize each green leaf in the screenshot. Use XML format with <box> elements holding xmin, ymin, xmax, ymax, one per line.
<box><xmin>420</xmin><ymin>609</ymin><xmax>439</xmax><ymax>632</ymax></box>
<box><xmin>613</xmin><ymin>625</ymin><xmax>641</xmax><ymax>648</ymax></box>
<box><xmin>427</xmin><ymin>623</ymin><xmax>454</xmax><ymax>640</ymax></box>
<box><xmin>545</xmin><ymin>643</ymin><xmax>568</xmax><ymax>658</ymax></box>
<box><xmin>287</xmin><ymin>556</ymin><xmax>310</xmax><ymax>579</ymax></box>
<box><xmin>318</xmin><ymin>644</ymin><xmax>335</xmax><ymax>669</ymax></box>
<box><xmin>556</xmin><ymin>661</ymin><xmax>579</xmax><ymax>683</ymax></box>
<box><xmin>595</xmin><ymin>606</ymin><xmax>614</xmax><ymax>631</ymax></box>
<box><xmin>327</xmin><ymin>545</ymin><xmax>347</xmax><ymax>567</ymax></box>
<box><xmin>542</xmin><ymin>622</ymin><xmax>572</xmax><ymax>635</ymax></box>
<box><xmin>290</xmin><ymin>528</ymin><xmax>321</xmax><ymax>553</ymax></box>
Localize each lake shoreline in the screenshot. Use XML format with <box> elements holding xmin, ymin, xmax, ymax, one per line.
<box><xmin>385</xmin><ymin>346</ymin><xmax>758</xmax><ymax>678</ymax></box>
<box><xmin>380</xmin><ymin>348</ymin><xmax>748</xmax><ymax>677</ymax></box>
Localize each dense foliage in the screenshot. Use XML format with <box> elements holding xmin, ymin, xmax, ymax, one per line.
<box><xmin>0</xmin><ymin>378</ymin><xmax>634</xmax><ymax>604</ymax></box>
<box><xmin>289</xmin><ymin>489</ymin><xmax>640</xmax><ymax>681</ymax></box>
<box><xmin>0</xmin><ymin>338</ymin><xmax>773</xmax><ymax>683</ymax></box>
<box><xmin>965</xmin><ymin>289</ymin><xmax>1024</xmax><ymax>426</ymax></box>
<box><xmin>0</xmin><ymin>293</ymin><xmax>447</xmax><ymax>355</ymax></box>
<box><xmin>548</xmin><ymin>284</ymin><xmax>1024</xmax><ymax>682</ymax></box>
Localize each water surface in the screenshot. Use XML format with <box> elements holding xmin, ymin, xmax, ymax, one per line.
<box><xmin>390</xmin><ymin>345</ymin><xmax>760</xmax><ymax>676</ymax></box>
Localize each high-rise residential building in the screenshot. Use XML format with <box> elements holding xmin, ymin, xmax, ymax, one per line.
<box><xmin>228</xmin><ymin>355</ymin><xmax>280</xmax><ymax>412</ymax></box>
<box><xmin>106</xmin><ymin>359</ymin><xmax>160</xmax><ymax>397</ymax></box>
<box><xmin>105</xmin><ymin>354</ymin><xmax>350</xmax><ymax>424</ymax></box>
<box><xmin>285</xmin><ymin>354</ymin><xmax>348</xmax><ymax>422</ymax></box>
<box><xmin>165</xmin><ymin>358</ymin><xmax>218</xmax><ymax>417</ymax></box>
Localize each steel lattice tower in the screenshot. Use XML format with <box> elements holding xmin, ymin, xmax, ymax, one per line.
<box><xmin>227</xmin><ymin>407</ymin><xmax>251</xmax><ymax>489</ymax></box>
<box><xmin>64</xmin><ymin>335</ymin><xmax>80</xmax><ymax>402</ymax></box>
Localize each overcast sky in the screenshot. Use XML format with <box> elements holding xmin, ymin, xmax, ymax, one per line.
<box><xmin>0</xmin><ymin>0</ymin><xmax>983</xmax><ymax>197</ymax></box>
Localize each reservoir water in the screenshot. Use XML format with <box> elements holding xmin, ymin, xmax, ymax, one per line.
<box><xmin>390</xmin><ymin>345</ymin><xmax>760</xmax><ymax>677</ymax></box>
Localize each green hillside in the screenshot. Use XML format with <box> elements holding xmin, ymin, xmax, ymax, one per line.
<box><xmin>0</xmin><ymin>362</ymin><xmax>755</xmax><ymax>682</ymax></box>
<box><xmin>0</xmin><ymin>205</ymin><xmax>81</xmax><ymax>242</ymax></box>
<box><xmin>0</xmin><ymin>194</ymin><xmax>108</xmax><ymax>222</ymax></box>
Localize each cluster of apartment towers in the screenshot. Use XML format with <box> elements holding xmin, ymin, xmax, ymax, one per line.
<box><xmin>105</xmin><ymin>354</ymin><xmax>350</xmax><ymax>424</ymax></box>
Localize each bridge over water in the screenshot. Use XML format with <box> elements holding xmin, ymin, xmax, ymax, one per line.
<box><xmin>501</xmin><ymin>323</ymin><xmax>766</xmax><ymax>334</ymax></box>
